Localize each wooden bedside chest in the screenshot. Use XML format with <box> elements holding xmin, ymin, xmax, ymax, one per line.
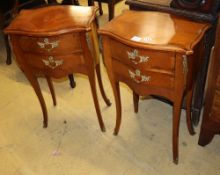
<box><xmin>5</xmin><ymin>6</ymin><xmax>111</xmax><ymax>131</ymax></box>
<box><xmin>99</xmin><ymin>10</ymin><xmax>210</xmax><ymax>164</ymax></box>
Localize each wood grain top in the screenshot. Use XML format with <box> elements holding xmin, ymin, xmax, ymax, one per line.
<box><xmin>5</xmin><ymin>5</ymin><xmax>98</xmax><ymax>36</ymax></box>
<box><xmin>99</xmin><ymin>10</ymin><xmax>211</xmax><ymax>54</ymax></box>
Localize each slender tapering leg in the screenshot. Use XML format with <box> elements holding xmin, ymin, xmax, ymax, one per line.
<box><xmin>24</xmin><ymin>72</ymin><xmax>48</xmax><ymax>127</ymax></box>
<box><xmin>186</xmin><ymin>87</ymin><xmax>195</xmax><ymax>135</ymax></box>
<box><xmin>11</xmin><ymin>37</ymin><xmax>48</xmax><ymax>127</ymax></box>
<box><xmin>101</xmin><ymin>36</ymin><xmax>121</xmax><ymax>135</ymax></box>
<box><xmin>95</xmin><ymin>64</ymin><xmax>111</xmax><ymax>106</ymax></box>
<box><xmin>133</xmin><ymin>91</ymin><xmax>139</xmax><ymax>113</ymax></box>
<box><xmin>105</xmin><ymin>66</ymin><xmax>121</xmax><ymax>135</ymax></box>
<box><xmin>45</xmin><ymin>76</ymin><xmax>57</xmax><ymax>106</ymax></box>
<box><xmin>112</xmin><ymin>81</ymin><xmax>122</xmax><ymax>135</ymax></box>
<box><xmin>80</xmin><ymin>31</ymin><xmax>106</xmax><ymax>131</ymax></box>
<box><xmin>88</xmin><ymin>69</ymin><xmax>106</xmax><ymax>132</ymax></box>
<box><xmin>172</xmin><ymin>92</ymin><xmax>183</xmax><ymax>164</ymax></box>
<box><xmin>172</xmin><ymin>55</ymin><xmax>186</xmax><ymax>164</ymax></box>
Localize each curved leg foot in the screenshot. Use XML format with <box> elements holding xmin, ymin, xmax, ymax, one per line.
<box><xmin>46</xmin><ymin>76</ymin><xmax>57</xmax><ymax>106</ymax></box>
<box><xmin>173</xmin><ymin>157</ymin><xmax>178</xmax><ymax>165</ymax></box>
<box><xmin>172</xmin><ymin>90</ymin><xmax>184</xmax><ymax>164</ymax></box>
<box><xmin>95</xmin><ymin>64</ymin><xmax>111</xmax><ymax>106</ymax></box>
<box><xmin>113</xmin><ymin>81</ymin><xmax>122</xmax><ymax>135</ymax></box>
<box><xmin>101</xmin><ymin>36</ymin><xmax>121</xmax><ymax>135</ymax></box>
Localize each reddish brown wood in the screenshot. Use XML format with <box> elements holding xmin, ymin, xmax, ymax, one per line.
<box><xmin>99</xmin><ymin>10</ymin><xmax>210</xmax><ymax>163</ymax></box>
<box><xmin>45</xmin><ymin>76</ymin><xmax>56</xmax><ymax>106</ymax></box>
<box><xmin>172</xmin><ymin>54</ymin><xmax>185</xmax><ymax>164</ymax></box>
<box><xmin>5</xmin><ymin>6</ymin><xmax>110</xmax><ymax>130</ymax></box>
<box><xmin>96</xmin><ymin>63</ymin><xmax>111</xmax><ymax>106</ymax></box>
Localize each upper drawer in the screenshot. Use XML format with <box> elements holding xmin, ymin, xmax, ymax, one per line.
<box><xmin>18</xmin><ymin>33</ymin><xmax>81</xmax><ymax>55</ymax></box>
<box><xmin>110</xmin><ymin>39</ymin><xmax>175</xmax><ymax>72</ymax></box>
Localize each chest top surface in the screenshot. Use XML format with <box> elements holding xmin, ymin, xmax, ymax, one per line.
<box><xmin>99</xmin><ymin>10</ymin><xmax>211</xmax><ymax>54</ymax></box>
<box><xmin>5</xmin><ymin>5</ymin><xmax>98</xmax><ymax>36</ymax></box>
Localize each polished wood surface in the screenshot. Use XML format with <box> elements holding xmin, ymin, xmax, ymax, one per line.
<box><xmin>99</xmin><ymin>10</ymin><xmax>210</xmax><ymax>53</ymax></box>
<box><xmin>5</xmin><ymin>5</ymin><xmax>99</xmax><ymax>36</ymax></box>
<box><xmin>198</xmin><ymin>16</ymin><xmax>220</xmax><ymax>146</ymax></box>
<box><xmin>5</xmin><ymin>6</ymin><xmax>111</xmax><ymax>131</ymax></box>
<box><xmin>99</xmin><ymin>10</ymin><xmax>210</xmax><ymax>164</ymax></box>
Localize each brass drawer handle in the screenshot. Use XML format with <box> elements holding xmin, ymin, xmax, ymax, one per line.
<box><xmin>42</xmin><ymin>56</ymin><xmax>63</xmax><ymax>69</ymax></box>
<box><xmin>128</xmin><ymin>69</ymin><xmax>151</xmax><ymax>83</ymax></box>
<box><xmin>127</xmin><ymin>49</ymin><xmax>150</xmax><ymax>64</ymax></box>
<box><xmin>37</xmin><ymin>38</ymin><xmax>59</xmax><ymax>51</ymax></box>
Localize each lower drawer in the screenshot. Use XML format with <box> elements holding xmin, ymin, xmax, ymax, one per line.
<box><xmin>23</xmin><ymin>53</ymin><xmax>86</xmax><ymax>78</ymax></box>
<box><xmin>112</xmin><ymin>59</ymin><xmax>174</xmax><ymax>90</ymax></box>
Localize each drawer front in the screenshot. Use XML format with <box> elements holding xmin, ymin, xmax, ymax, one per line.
<box><xmin>19</xmin><ymin>33</ymin><xmax>81</xmax><ymax>54</ymax></box>
<box><xmin>110</xmin><ymin>39</ymin><xmax>175</xmax><ymax>72</ymax></box>
<box><xmin>112</xmin><ymin>59</ymin><xmax>174</xmax><ymax>90</ymax></box>
<box><xmin>23</xmin><ymin>53</ymin><xmax>86</xmax><ymax>78</ymax></box>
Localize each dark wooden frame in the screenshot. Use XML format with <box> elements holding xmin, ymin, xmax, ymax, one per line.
<box><xmin>170</xmin><ymin>0</ymin><xmax>217</xmax><ymax>12</ymax></box>
<box><xmin>198</xmin><ymin>15</ymin><xmax>220</xmax><ymax>146</ymax></box>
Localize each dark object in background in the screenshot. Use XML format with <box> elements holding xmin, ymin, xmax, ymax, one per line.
<box><xmin>0</xmin><ymin>1</ymin><xmax>16</xmax><ymax>14</ymax></box>
<box><xmin>170</xmin><ymin>0</ymin><xmax>217</xmax><ymax>12</ymax></box>
<box><xmin>47</xmin><ymin>0</ymin><xmax>79</xmax><ymax>5</ymax></box>
<box><xmin>198</xmin><ymin>15</ymin><xmax>220</xmax><ymax>146</ymax></box>
<box><xmin>0</xmin><ymin>0</ymin><xmax>47</xmax><ymax>65</ymax></box>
